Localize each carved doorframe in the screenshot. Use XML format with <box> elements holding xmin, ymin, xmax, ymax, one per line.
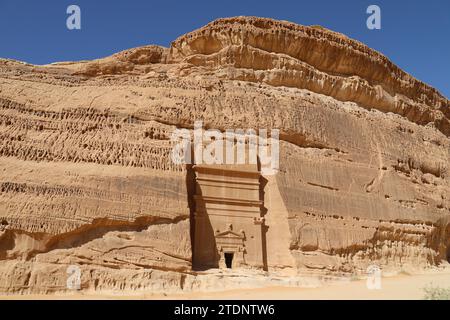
<box><xmin>215</xmin><ymin>226</ymin><xmax>246</xmax><ymax>268</ymax></box>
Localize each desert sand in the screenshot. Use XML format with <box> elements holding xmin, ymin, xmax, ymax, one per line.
<box><xmin>2</xmin><ymin>270</ymin><xmax>450</xmax><ymax>300</ymax></box>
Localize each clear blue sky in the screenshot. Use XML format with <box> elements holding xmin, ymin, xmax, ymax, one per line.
<box><xmin>0</xmin><ymin>0</ymin><xmax>448</xmax><ymax>97</ymax></box>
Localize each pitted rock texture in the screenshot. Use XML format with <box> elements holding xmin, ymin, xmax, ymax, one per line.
<box><xmin>0</xmin><ymin>16</ymin><xmax>449</xmax><ymax>294</ymax></box>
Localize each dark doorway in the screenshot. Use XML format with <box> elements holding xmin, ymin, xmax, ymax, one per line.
<box><xmin>224</xmin><ymin>253</ymin><xmax>233</xmax><ymax>268</ymax></box>
<box><xmin>447</xmin><ymin>247</ymin><xmax>450</xmax><ymax>263</ymax></box>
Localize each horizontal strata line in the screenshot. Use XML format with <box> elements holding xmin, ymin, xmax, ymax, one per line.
<box><xmin>188</xmin><ymin>44</ymin><xmax>401</xmax><ymax>98</ymax></box>
<box><xmin>306</xmin><ymin>182</ymin><xmax>339</xmax><ymax>191</ymax></box>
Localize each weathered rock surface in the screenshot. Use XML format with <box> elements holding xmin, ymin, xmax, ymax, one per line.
<box><xmin>0</xmin><ymin>16</ymin><xmax>448</xmax><ymax>294</ymax></box>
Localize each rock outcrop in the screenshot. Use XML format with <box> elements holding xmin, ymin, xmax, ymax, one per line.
<box><xmin>0</xmin><ymin>16</ymin><xmax>448</xmax><ymax>295</ymax></box>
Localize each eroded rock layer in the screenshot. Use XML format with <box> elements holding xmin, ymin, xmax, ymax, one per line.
<box><xmin>0</xmin><ymin>16</ymin><xmax>448</xmax><ymax>294</ymax></box>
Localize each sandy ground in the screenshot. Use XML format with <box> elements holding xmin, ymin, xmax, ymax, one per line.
<box><xmin>182</xmin><ymin>272</ymin><xmax>450</xmax><ymax>300</ymax></box>
<box><xmin>2</xmin><ymin>271</ymin><xmax>450</xmax><ymax>300</ymax></box>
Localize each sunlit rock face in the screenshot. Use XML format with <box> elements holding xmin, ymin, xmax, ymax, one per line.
<box><xmin>0</xmin><ymin>16</ymin><xmax>448</xmax><ymax>294</ymax></box>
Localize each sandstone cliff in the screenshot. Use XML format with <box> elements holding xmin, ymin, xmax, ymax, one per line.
<box><xmin>0</xmin><ymin>16</ymin><xmax>448</xmax><ymax>294</ymax></box>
